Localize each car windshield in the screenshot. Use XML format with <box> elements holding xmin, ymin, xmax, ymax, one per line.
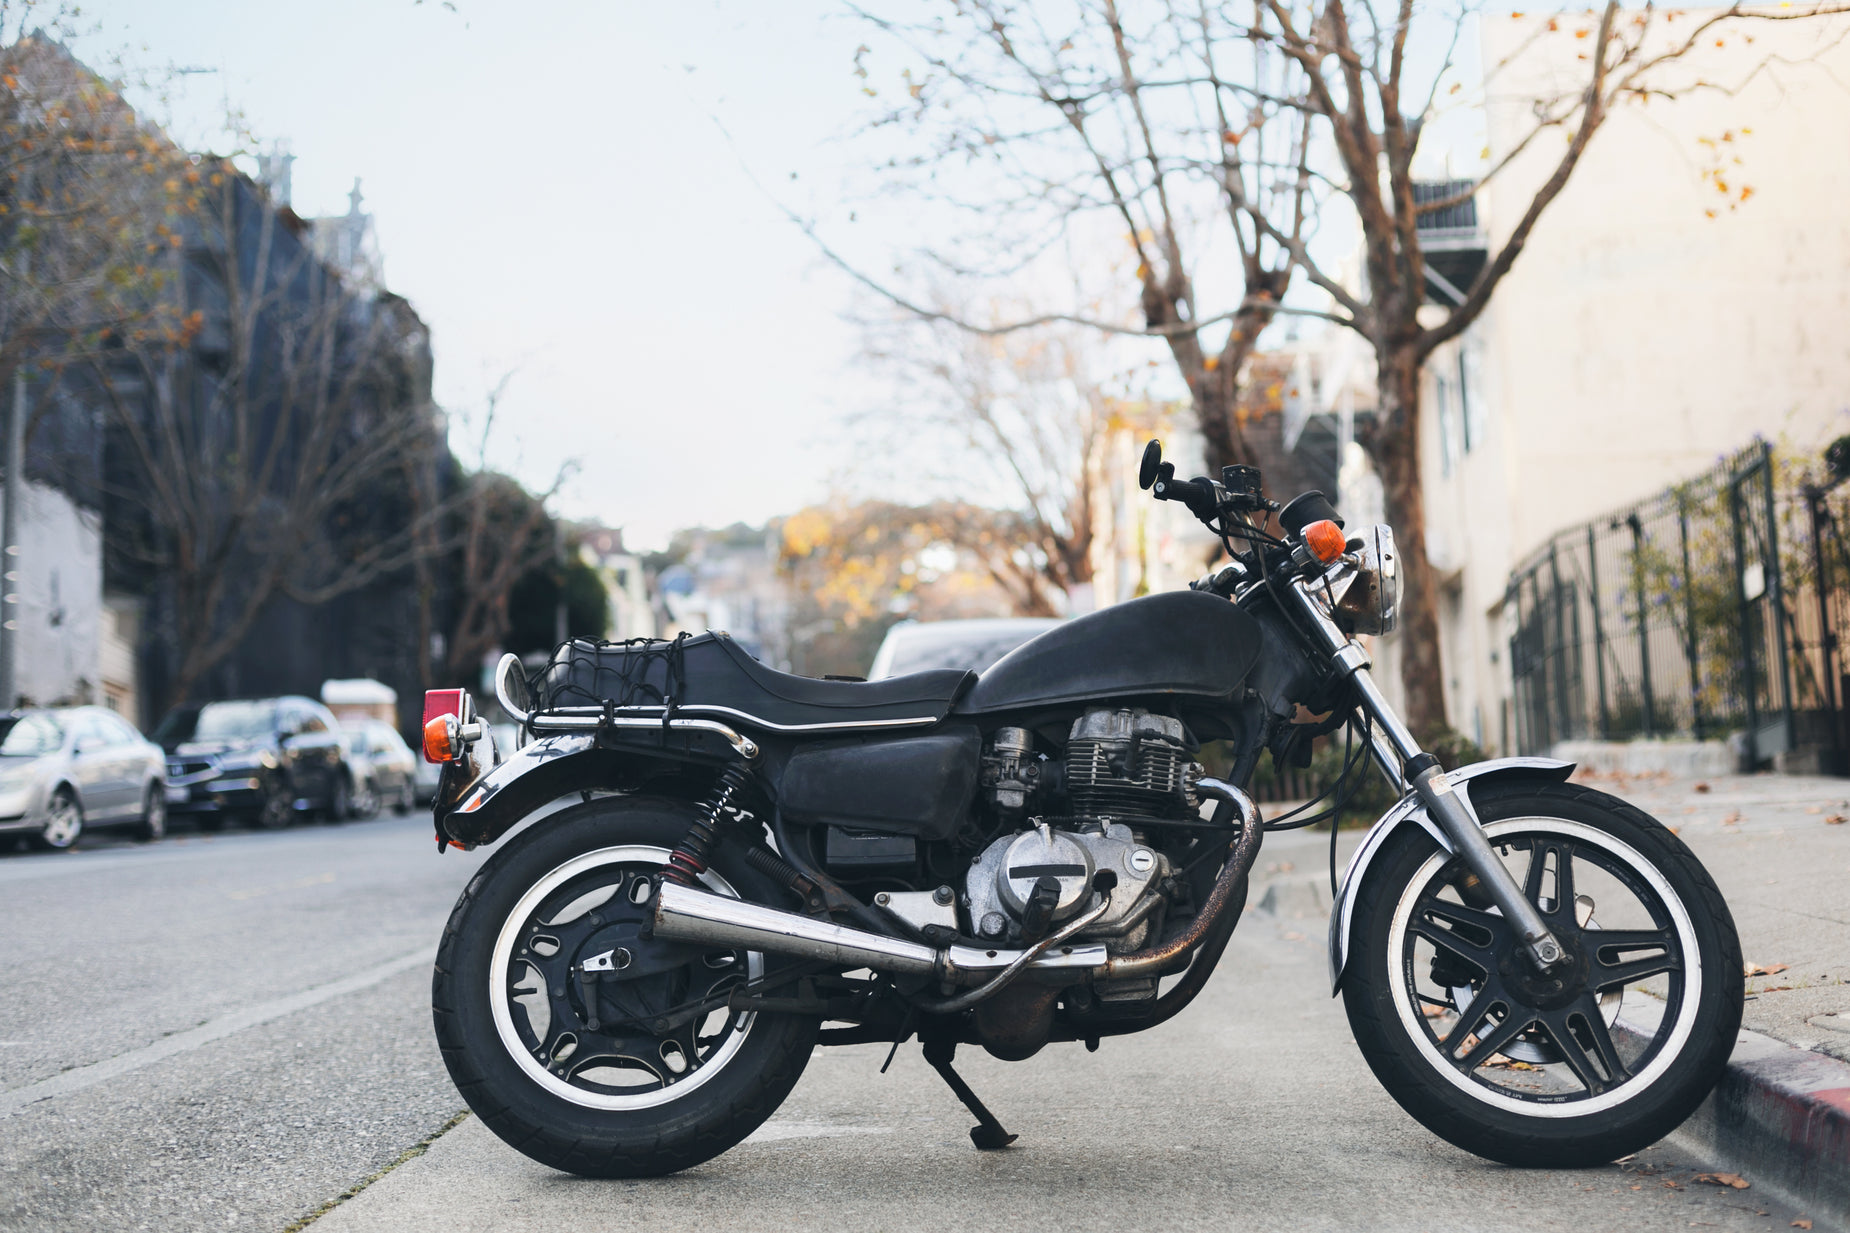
<box><xmin>191</xmin><ymin>701</ymin><xmax>278</xmax><ymax>740</ymax></box>
<box><xmin>0</xmin><ymin>714</ymin><xmax>63</xmax><ymax>757</ymax></box>
<box><xmin>879</xmin><ymin>624</ymin><xmax>1058</xmax><ymax>676</ymax></box>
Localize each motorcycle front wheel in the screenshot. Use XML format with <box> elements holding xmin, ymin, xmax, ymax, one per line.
<box><xmin>1342</xmin><ymin>778</ymin><xmax>1742</xmax><ymax>1167</ymax></box>
<box><xmin>432</xmin><ymin>797</ymin><xmax>818</xmax><ymax>1177</ymax></box>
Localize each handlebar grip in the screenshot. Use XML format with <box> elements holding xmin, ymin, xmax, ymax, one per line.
<box><xmin>1154</xmin><ymin>476</ymin><xmax>1214</xmax><ymax>517</ymax></box>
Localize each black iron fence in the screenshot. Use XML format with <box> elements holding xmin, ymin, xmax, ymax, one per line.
<box><xmin>1507</xmin><ymin>441</ymin><xmax>1814</xmax><ymax>764</ymax></box>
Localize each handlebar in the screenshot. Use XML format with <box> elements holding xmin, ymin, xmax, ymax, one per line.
<box><xmin>1151</xmin><ymin>472</ymin><xmax>1217</xmax><ymax>518</ymax></box>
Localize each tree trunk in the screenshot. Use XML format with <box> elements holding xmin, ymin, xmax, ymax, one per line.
<box><xmin>1366</xmin><ymin>344</ymin><xmax>1450</xmax><ymax>739</ymax></box>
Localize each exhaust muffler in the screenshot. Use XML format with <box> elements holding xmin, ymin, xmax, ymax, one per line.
<box><xmin>650</xmin><ymin>880</ymin><xmax>1106</xmax><ymax>986</ymax></box>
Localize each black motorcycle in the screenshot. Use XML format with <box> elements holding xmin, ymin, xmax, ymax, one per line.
<box><xmin>420</xmin><ymin>441</ymin><xmax>1742</xmax><ymax>1178</ymax></box>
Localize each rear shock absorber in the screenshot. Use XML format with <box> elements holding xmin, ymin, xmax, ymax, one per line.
<box><xmin>661</xmin><ymin>761</ymin><xmax>752</xmax><ymax>887</ymax></box>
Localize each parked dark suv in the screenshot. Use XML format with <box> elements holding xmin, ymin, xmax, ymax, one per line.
<box><xmin>155</xmin><ymin>696</ymin><xmax>355</xmax><ymax>829</ymax></box>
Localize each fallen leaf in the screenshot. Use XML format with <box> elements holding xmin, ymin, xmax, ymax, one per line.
<box><xmin>1695</xmin><ymin>782</ymin><xmax>1711</xmax><ymax>793</ymax></box>
<box><xmin>1826</xmin><ymin>815</ymin><xmax>1846</xmax><ymax>825</ymax></box>
<box><xmin>1792</xmin><ymin>1219</ymin><xmax>1812</xmax><ymax>1229</ymax></box>
<box><xmin>1668</xmin><ymin>825</ymin><xmax>1683</xmax><ymax>835</ymax></box>
<box><xmin>1744</xmin><ymin>962</ymin><xmax>1790</xmax><ymax>978</ymax></box>
<box><xmin>1693</xmin><ymin>1171</ymin><xmax>1751</xmax><ymax>1189</ymax></box>
<box><xmin>1662</xmin><ymin>1178</ymin><xmax>1682</xmax><ymax>1189</ymax></box>
<box><xmin>1722</xmin><ymin>810</ymin><xmax>1744</xmax><ymax>825</ymax></box>
<box><xmin>1760</xmin><ymin>985</ymin><xmax>1793</xmax><ymax>993</ymax></box>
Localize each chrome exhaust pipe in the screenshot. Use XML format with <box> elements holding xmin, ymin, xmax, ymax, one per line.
<box><xmin>650</xmin><ymin>880</ymin><xmax>1106</xmax><ymax>986</ymax></box>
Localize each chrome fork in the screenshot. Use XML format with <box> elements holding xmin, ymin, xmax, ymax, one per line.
<box><xmin>1286</xmin><ymin>578</ymin><xmax>1565</xmax><ymax>972</ymax></box>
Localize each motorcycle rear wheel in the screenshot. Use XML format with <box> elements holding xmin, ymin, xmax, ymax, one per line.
<box><xmin>1342</xmin><ymin>779</ymin><xmax>1741</xmax><ymax>1167</ymax></box>
<box><xmin>432</xmin><ymin>797</ymin><xmax>818</xmax><ymax>1177</ymax></box>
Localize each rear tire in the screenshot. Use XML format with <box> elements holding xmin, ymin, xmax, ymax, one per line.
<box><xmin>1342</xmin><ymin>779</ymin><xmax>1742</xmax><ymax>1167</ymax></box>
<box><xmin>432</xmin><ymin>797</ymin><xmax>818</xmax><ymax>1177</ymax></box>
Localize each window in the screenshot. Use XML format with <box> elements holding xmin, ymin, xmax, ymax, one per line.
<box><xmin>99</xmin><ymin>713</ymin><xmax>140</xmax><ymax>744</ymax></box>
<box><xmin>1435</xmin><ymin>374</ymin><xmax>1459</xmax><ymax>477</ymax></box>
<box><xmin>0</xmin><ymin>714</ymin><xmax>63</xmax><ymax>757</ymax></box>
<box><xmin>1459</xmin><ymin>342</ymin><xmax>1487</xmax><ymax>453</ymax></box>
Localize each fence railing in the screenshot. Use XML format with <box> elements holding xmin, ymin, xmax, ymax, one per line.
<box><xmin>1507</xmin><ymin>441</ymin><xmax>1798</xmax><ymax>761</ymax></box>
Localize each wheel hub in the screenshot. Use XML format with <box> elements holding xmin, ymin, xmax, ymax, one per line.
<box><xmin>1498</xmin><ymin>929</ymin><xmax>1589</xmax><ymax>1011</ymax></box>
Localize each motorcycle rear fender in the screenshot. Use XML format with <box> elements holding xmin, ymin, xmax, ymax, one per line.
<box><xmin>1326</xmin><ymin>756</ymin><xmax>1574</xmax><ymax>994</ymax></box>
<box><xmin>435</xmin><ymin>733</ymin><xmax>637</xmax><ymax>848</ymax></box>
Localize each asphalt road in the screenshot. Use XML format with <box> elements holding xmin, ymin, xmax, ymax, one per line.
<box><xmin>0</xmin><ymin>818</ymin><xmax>1827</xmax><ymax>1232</ymax></box>
<box><xmin>0</xmin><ymin>814</ymin><xmax>490</xmax><ymax>1232</ymax></box>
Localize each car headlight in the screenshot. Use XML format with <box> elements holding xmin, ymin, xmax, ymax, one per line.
<box><xmin>215</xmin><ymin>749</ymin><xmax>274</xmax><ymax>772</ymax></box>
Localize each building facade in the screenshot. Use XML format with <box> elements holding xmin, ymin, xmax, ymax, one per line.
<box><xmin>1393</xmin><ymin>9</ymin><xmax>1850</xmax><ymax>752</ymax></box>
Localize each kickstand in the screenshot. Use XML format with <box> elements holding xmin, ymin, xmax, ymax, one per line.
<box><xmin>921</xmin><ymin>1034</ymin><xmax>1017</xmax><ymax>1151</ymax></box>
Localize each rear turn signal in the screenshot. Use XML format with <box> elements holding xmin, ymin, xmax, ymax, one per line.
<box><xmin>423</xmin><ymin>714</ymin><xmax>460</xmax><ymax>764</ymax></box>
<box><xmin>1303</xmin><ymin>519</ymin><xmax>1347</xmax><ymax>565</ymax></box>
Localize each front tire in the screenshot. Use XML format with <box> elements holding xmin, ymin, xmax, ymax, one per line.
<box><xmin>1342</xmin><ymin>779</ymin><xmax>1742</xmax><ymax>1167</ymax></box>
<box><xmin>432</xmin><ymin>797</ymin><xmax>818</xmax><ymax>1177</ymax></box>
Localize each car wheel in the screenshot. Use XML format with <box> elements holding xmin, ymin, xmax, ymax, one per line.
<box><xmin>254</xmin><ymin>776</ymin><xmax>293</xmax><ymax>830</ymax></box>
<box><xmin>325</xmin><ymin>773</ymin><xmax>352</xmax><ymax>824</ymax></box>
<box><xmin>393</xmin><ymin>780</ymin><xmax>415</xmax><ymax>816</ymax></box>
<box><xmin>38</xmin><ymin>788</ymin><xmax>84</xmax><ymax>850</ymax></box>
<box><xmin>135</xmin><ymin>785</ymin><xmax>167</xmax><ymax>842</ymax></box>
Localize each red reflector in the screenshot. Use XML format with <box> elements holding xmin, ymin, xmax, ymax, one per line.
<box><xmin>424</xmin><ymin>689</ymin><xmax>464</xmax><ymax>728</ymax></box>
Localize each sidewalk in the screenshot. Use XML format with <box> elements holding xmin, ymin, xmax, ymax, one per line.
<box><xmin>1255</xmin><ymin>766</ymin><xmax>1850</xmax><ymax>1224</ymax></box>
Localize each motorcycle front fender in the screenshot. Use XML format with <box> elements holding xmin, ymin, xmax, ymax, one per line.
<box><xmin>1326</xmin><ymin>756</ymin><xmax>1574</xmax><ymax>994</ymax></box>
<box><xmin>435</xmin><ymin>733</ymin><xmax>621</xmax><ymax>848</ymax></box>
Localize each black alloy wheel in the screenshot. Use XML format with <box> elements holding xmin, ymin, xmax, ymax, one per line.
<box><xmin>433</xmin><ymin>797</ymin><xmax>818</xmax><ymax>1177</ymax></box>
<box><xmin>1342</xmin><ymin>779</ymin><xmax>1742</xmax><ymax>1167</ymax></box>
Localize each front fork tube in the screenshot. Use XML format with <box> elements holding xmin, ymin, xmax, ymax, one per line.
<box><xmin>1290</xmin><ymin>581</ymin><xmax>1565</xmax><ymax>971</ymax></box>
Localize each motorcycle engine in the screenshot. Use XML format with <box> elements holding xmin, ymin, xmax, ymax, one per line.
<box><xmin>964</xmin><ymin>820</ymin><xmax>1167</xmax><ymax>951</ymax></box>
<box><xmin>1064</xmin><ymin>708</ymin><xmax>1200</xmax><ymax>819</ymax></box>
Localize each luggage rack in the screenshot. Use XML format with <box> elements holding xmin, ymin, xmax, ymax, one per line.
<box><xmin>524</xmin><ymin>704</ymin><xmax>762</xmax><ymax>760</ymax></box>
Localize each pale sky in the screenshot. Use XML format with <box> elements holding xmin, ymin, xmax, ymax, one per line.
<box><xmin>67</xmin><ymin>0</ymin><xmax>899</xmax><ymax>549</ymax></box>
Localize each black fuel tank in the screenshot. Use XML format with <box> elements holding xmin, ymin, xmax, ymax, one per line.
<box><xmin>954</xmin><ymin>590</ymin><xmax>1263</xmax><ymax>715</ymax></box>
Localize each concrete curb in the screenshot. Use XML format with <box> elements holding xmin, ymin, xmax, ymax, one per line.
<box><xmin>1666</xmin><ymin>1026</ymin><xmax>1850</xmax><ymax>1227</ymax></box>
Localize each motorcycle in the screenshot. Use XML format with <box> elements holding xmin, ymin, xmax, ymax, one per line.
<box><xmin>420</xmin><ymin>440</ymin><xmax>1742</xmax><ymax>1178</ymax></box>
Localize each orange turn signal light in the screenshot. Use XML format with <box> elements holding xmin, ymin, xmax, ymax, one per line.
<box><xmin>1303</xmin><ymin>519</ymin><xmax>1347</xmax><ymax>565</ymax></box>
<box><xmin>423</xmin><ymin>714</ymin><xmax>459</xmax><ymax>764</ymax></box>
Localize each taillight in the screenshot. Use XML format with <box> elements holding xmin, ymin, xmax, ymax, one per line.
<box><xmin>421</xmin><ymin>689</ymin><xmax>475</xmax><ymax>763</ymax></box>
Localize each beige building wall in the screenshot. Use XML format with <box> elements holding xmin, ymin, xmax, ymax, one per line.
<box><xmin>1409</xmin><ymin>9</ymin><xmax>1850</xmax><ymax>751</ymax></box>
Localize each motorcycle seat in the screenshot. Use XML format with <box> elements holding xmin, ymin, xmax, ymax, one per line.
<box><xmin>537</xmin><ymin>632</ymin><xmax>976</xmax><ymax>733</ymax></box>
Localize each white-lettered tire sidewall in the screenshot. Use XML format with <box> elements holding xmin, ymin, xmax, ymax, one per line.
<box><xmin>1341</xmin><ymin>779</ymin><xmax>1743</xmax><ymax>1167</ymax></box>
<box><xmin>432</xmin><ymin>796</ymin><xmax>819</xmax><ymax>1178</ymax></box>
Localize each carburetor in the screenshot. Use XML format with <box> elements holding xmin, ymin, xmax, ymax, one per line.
<box><xmin>979</xmin><ymin>726</ymin><xmax>1041</xmax><ymax>823</ymax></box>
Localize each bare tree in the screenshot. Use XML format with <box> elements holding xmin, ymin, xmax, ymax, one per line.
<box><xmin>860</xmin><ymin>316</ymin><xmax>1125</xmax><ymax>613</ymax></box>
<box><xmin>845</xmin><ymin>1</ymin><xmax>1318</xmax><ymax>473</ymax></box>
<box><xmin>1</xmin><ymin>27</ymin><xmax>189</xmax><ymax>419</ymax></box>
<box><xmin>96</xmin><ymin>165</ymin><xmax>447</xmax><ymax>710</ymax></box>
<box><xmin>1231</xmin><ymin>0</ymin><xmax>1849</xmax><ymax>734</ymax></box>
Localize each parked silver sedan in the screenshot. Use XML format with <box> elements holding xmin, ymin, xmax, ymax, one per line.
<box><xmin>0</xmin><ymin>707</ymin><xmax>169</xmax><ymax>849</ymax></box>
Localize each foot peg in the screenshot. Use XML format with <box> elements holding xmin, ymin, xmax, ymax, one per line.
<box><xmin>922</xmin><ymin>1036</ymin><xmax>1017</xmax><ymax>1150</ymax></box>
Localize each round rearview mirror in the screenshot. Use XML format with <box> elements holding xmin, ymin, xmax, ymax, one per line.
<box><xmin>495</xmin><ymin>652</ymin><xmax>532</xmax><ymax>722</ymax></box>
<box><xmin>1139</xmin><ymin>439</ymin><xmax>1163</xmax><ymax>491</ymax></box>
